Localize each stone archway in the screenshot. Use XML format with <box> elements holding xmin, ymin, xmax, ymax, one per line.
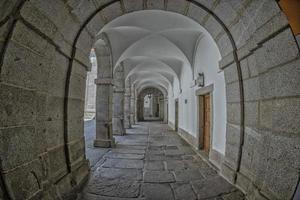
<box><xmin>93</xmin><ymin>33</ymin><xmax>116</xmax><ymax>148</ymax></box>
<box><xmin>137</xmin><ymin>87</ymin><xmax>166</xmax><ymax>122</ymax></box>
<box><xmin>0</xmin><ymin>1</ymin><xmax>299</xmax><ymax>199</ymax></box>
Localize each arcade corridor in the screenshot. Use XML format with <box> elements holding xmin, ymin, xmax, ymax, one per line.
<box><xmin>0</xmin><ymin>0</ymin><xmax>300</xmax><ymax>200</ymax></box>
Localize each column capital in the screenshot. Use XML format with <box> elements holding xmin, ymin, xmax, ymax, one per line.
<box><xmin>95</xmin><ymin>78</ymin><xmax>113</xmax><ymax>85</ymax></box>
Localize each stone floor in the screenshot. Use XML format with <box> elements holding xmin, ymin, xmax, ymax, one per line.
<box><xmin>79</xmin><ymin>121</ymin><xmax>244</xmax><ymax>200</ymax></box>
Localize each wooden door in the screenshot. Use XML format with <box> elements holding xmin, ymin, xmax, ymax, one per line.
<box><xmin>175</xmin><ymin>100</ymin><xmax>179</xmax><ymax>131</ymax></box>
<box><xmin>202</xmin><ymin>94</ymin><xmax>211</xmax><ymax>153</ymax></box>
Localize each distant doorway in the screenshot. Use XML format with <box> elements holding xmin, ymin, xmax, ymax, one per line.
<box><xmin>175</xmin><ymin>99</ymin><xmax>179</xmax><ymax>132</ymax></box>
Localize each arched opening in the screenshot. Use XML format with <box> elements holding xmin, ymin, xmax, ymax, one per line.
<box><xmin>137</xmin><ymin>87</ymin><xmax>165</xmax><ymax>122</ymax></box>
<box><xmin>0</xmin><ymin>1</ymin><xmax>299</xmax><ymax>199</ymax></box>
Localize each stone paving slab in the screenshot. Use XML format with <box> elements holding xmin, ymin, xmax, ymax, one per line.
<box><xmin>145</xmin><ymin>160</ymin><xmax>165</xmax><ymax>171</ymax></box>
<box><xmin>165</xmin><ymin>154</ymin><xmax>183</xmax><ymax>160</ymax></box>
<box><xmin>81</xmin><ymin>121</ymin><xmax>243</xmax><ymax>200</ymax></box>
<box><xmin>120</xmin><ymin>135</ymin><xmax>148</xmax><ymax>140</ymax></box>
<box><xmin>85</xmin><ymin>178</ymin><xmax>140</xmax><ymax>198</ymax></box>
<box><xmin>118</xmin><ymin>141</ymin><xmax>149</xmax><ymax>146</ymax></box>
<box><xmin>116</xmin><ymin>144</ymin><xmax>147</xmax><ymax>150</ymax></box>
<box><xmin>142</xmin><ymin>183</ymin><xmax>174</xmax><ymax>200</ymax></box>
<box><xmin>171</xmin><ymin>182</ymin><xmax>197</xmax><ymax>200</ymax></box>
<box><xmin>165</xmin><ymin>149</ymin><xmax>184</xmax><ymax>156</ymax></box>
<box><xmin>148</xmin><ymin>145</ymin><xmax>165</xmax><ymax>150</ymax></box>
<box><xmin>222</xmin><ymin>190</ymin><xmax>245</xmax><ymax>200</ymax></box>
<box><xmin>111</xmin><ymin>148</ymin><xmax>146</xmax><ymax>154</ymax></box>
<box><xmin>166</xmin><ymin>146</ymin><xmax>179</xmax><ymax>150</ymax></box>
<box><xmin>183</xmin><ymin>160</ymin><xmax>218</xmax><ymax>178</ymax></box>
<box><xmin>145</xmin><ymin>149</ymin><xmax>164</xmax><ymax>155</ymax></box>
<box><xmin>80</xmin><ymin>193</ymin><xmax>146</xmax><ymax>200</ymax></box>
<box><xmin>144</xmin><ymin>171</ymin><xmax>175</xmax><ymax>183</ymax></box>
<box><xmin>146</xmin><ymin>154</ymin><xmax>166</xmax><ymax>161</ymax></box>
<box><xmin>174</xmin><ymin>169</ymin><xmax>204</xmax><ymax>182</ymax></box>
<box><xmin>102</xmin><ymin>158</ymin><xmax>144</xmax><ymax>169</ymax></box>
<box><xmin>94</xmin><ymin>167</ymin><xmax>142</xmax><ymax>180</ymax></box>
<box><xmin>104</xmin><ymin>152</ymin><xmax>145</xmax><ymax>160</ymax></box>
<box><xmin>166</xmin><ymin>160</ymin><xmax>186</xmax><ymax>171</ymax></box>
<box><xmin>181</xmin><ymin>155</ymin><xmax>195</xmax><ymax>160</ymax></box>
<box><xmin>191</xmin><ymin>176</ymin><xmax>236</xmax><ymax>199</ymax></box>
<box><xmin>178</xmin><ymin>146</ymin><xmax>196</xmax><ymax>155</ymax></box>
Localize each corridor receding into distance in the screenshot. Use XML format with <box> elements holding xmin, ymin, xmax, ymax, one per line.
<box><xmin>81</xmin><ymin>121</ymin><xmax>242</xmax><ymax>200</ymax></box>
<box><xmin>0</xmin><ymin>0</ymin><xmax>299</xmax><ymax>200</ymax></box>
<box><xmin>82</xmin><ymin>10</ymin><xmax>230</xmax><ymax>199</ymax></box>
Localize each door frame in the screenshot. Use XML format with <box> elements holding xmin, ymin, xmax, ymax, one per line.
<box><xmin>196</xmin><ymin>84</ymin><xmax>214</xmax><ymax>153</ymax></box>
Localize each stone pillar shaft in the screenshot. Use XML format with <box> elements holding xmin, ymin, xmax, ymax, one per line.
<box><xmin>112</xmin><ymin>90</ymin><xmax>125</xmax><ymax>135</ymax></box>
<box><xmin>159</xmin><ymin>98</ymin><xmax>164</xmax><ymax>120</ymax></box>
<box><xmin>130</xmin><ymin>85</ymin><xmax>135</xmax><ymax>125</ymax></box>
<box><xmin>134</xmin><ymin>97</ymin><xmax>138</xmax><ymax>122</ymax></box>
<box><xmin>163</xmin><ymin>98</ymin><xmax>168</xmax><ymax>123</ymax></box>
<box><xmin>152</xmin><ymin>96</ymin><xmax>159</xmax><ymax>117</ymax></box>
<box><xmin>112</xmin><ymin>65</ymin><xmax>125</xmax><ymax>135</ymax></box>
<box><xmin>124</xmin><ymin>78</ymin><xmax>131</xmax><ymax>128</ymax></box>
<box><xmin>137</xmin><ymin>98</ymin><xmax>144</xmax><ymax>121</ymax></box>
<box><xmin>124</xmin><ymin>93</ymin><xmax>131</xmax><ymax>128</ymax></box>
<box><xmin>94</xmin><ymin>78</ymin><xmax>115</xmax><ymax>147</ymax></box>
<box><xmin>130</xmin><ymin>97</ymin><xmax>135</xmax><ymax>125</ymax></box>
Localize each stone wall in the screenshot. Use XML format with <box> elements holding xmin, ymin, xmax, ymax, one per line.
<box><xmin>0</xmin><ymin>0</ymin><xmax>92</xmax><ymax>199</ymax></box>
<box><xmin>0</xmin><ymin>0</ymin><xmax>299</xmax><ymax>199</ymax></box>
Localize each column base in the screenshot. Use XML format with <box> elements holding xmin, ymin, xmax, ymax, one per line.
<box><xmin>94</xmin><ymin>138</ymin><xmax>116</xmax><ymax>148</ymax></box>
<box><xmin>113</xmin><ymin>117</ymin><xmax>126</xmax><ymax>136</ymax></box>
<box><xmin>113</xmin><ymin>131</ymin><xmax>126</xmax><ymax>136</ymax></box>
<box><xmin>124</xmin><ymin>124</ymin><xmax>131</xmax><ymax>129</ymax></box>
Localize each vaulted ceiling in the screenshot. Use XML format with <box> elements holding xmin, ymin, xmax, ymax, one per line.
<box><xmin>97</xmin><ymin>10</ymin><xmax>207</xmax><ymax>96</ymax></box>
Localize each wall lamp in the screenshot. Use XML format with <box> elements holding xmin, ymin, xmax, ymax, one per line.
<box><xmin>196</xmin><ymin>73</ymin><xmax>205</xmax><ymax>87</ymax></box>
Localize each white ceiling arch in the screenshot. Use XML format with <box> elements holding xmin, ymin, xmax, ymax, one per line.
<box><xmin>133</xmin><ymin>75</ymin><xmax>170</xmax><ymax>90</ymax></box>
<box><xmin>95</xmin><ymin>10</ymin><xmax>210</xmax><ymax>93</ymax></box>
<box><xmin>124</xmin><ymin>58</ymin><xmax>179</xmax><ymax>81</ymax></box>
<box><xmin>121</xmin><ymin>56</ymin><xmax>182</xmax><ymax>83</ymax></box>
<box><xmin>131</xmin><ymin>71</ymin><xmax>172</xmax><ymax>89</ymax></box>
<box><xmin>114</xmin><ymin>34</ymin><xmax>192</xmax><ymax>72</ymax></box>
<box><xmin>101</xmin><ymin>10</ymin><xmax>203</xmax><ymax>32</ymax></box>
<box><xmin>131</xmin><ymin>71</ymin><xmax>172</xmax><ymax>87</ymax></box>
<box><xmin>124</xmin><ymin>59</ymin><xmax>181</xmax><ymax>92</ymax></box>
<box><xmin>134</xmin><ymin>78</ymin><xmax>169</xmax><ymax>93</ymax></box>
<box><xmin>137</xmin><ymin>84</ymin><xmax>168</xmax><ymax>98</ymax></box>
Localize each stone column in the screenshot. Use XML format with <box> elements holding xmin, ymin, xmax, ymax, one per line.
<box><xmin>124</xmin><ymin>94</ymin><xmax>131</xmax><ymax>128</ymax></box>
<box><xmin>130</xmin><ymin>85</ymin><xmax>135</xmax><ymax>125</ymax></box>
<box><xmin>137</xmin><ymin>97</ymin><xmax>144</xmax><ymax>121</ymax></box>
<box><xmin>152</xmin><ymin>95</ymin><xmax>159</xmax><ymax>117</ymax></box>
<box><xmin>159</xmin><ymin>97</ymin><xmax>164</xmax><ymax>120</ymax></box>
<box><xmin>163</xmin><ymin>98</ymin><xmax>168</xmax><ymax>123</ymax></box>
<box><xmin>124</xmin><ymin>80</ymin><xmax>131</xmax><ymax>129</ymax></box>
<box><xmin>84</xmin><ymin>52</ymin><xmax>97</xmax><ymax>119</ymax></box>
<box><xmin>112</xmin><ymin>66</ymin><xmax>125</xmax><ymax>135</ymax></box>
<box><xmin>149</xmin><ymin>95</ymin><xmax>153</xmax><ymax>117</ymax></box>
<box><xmin>94</xmin><ymin>78</ymin><xmax>115</xmax><ymax>147</ymax></box>
<box><xmin>135</xmin><ymin>96</ymin><xmax>138</xmax><ymax>123</ymax></box>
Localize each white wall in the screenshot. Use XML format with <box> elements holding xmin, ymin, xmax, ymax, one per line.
<box><xmin>193</xmin><ymin>34</ymin><xmax>226</xmax><ymax>154</ymax></box>
<box><xmin>168</xmin><ymin>31</ymin><xmax>226</xmax><ymax>155</ymax></box>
